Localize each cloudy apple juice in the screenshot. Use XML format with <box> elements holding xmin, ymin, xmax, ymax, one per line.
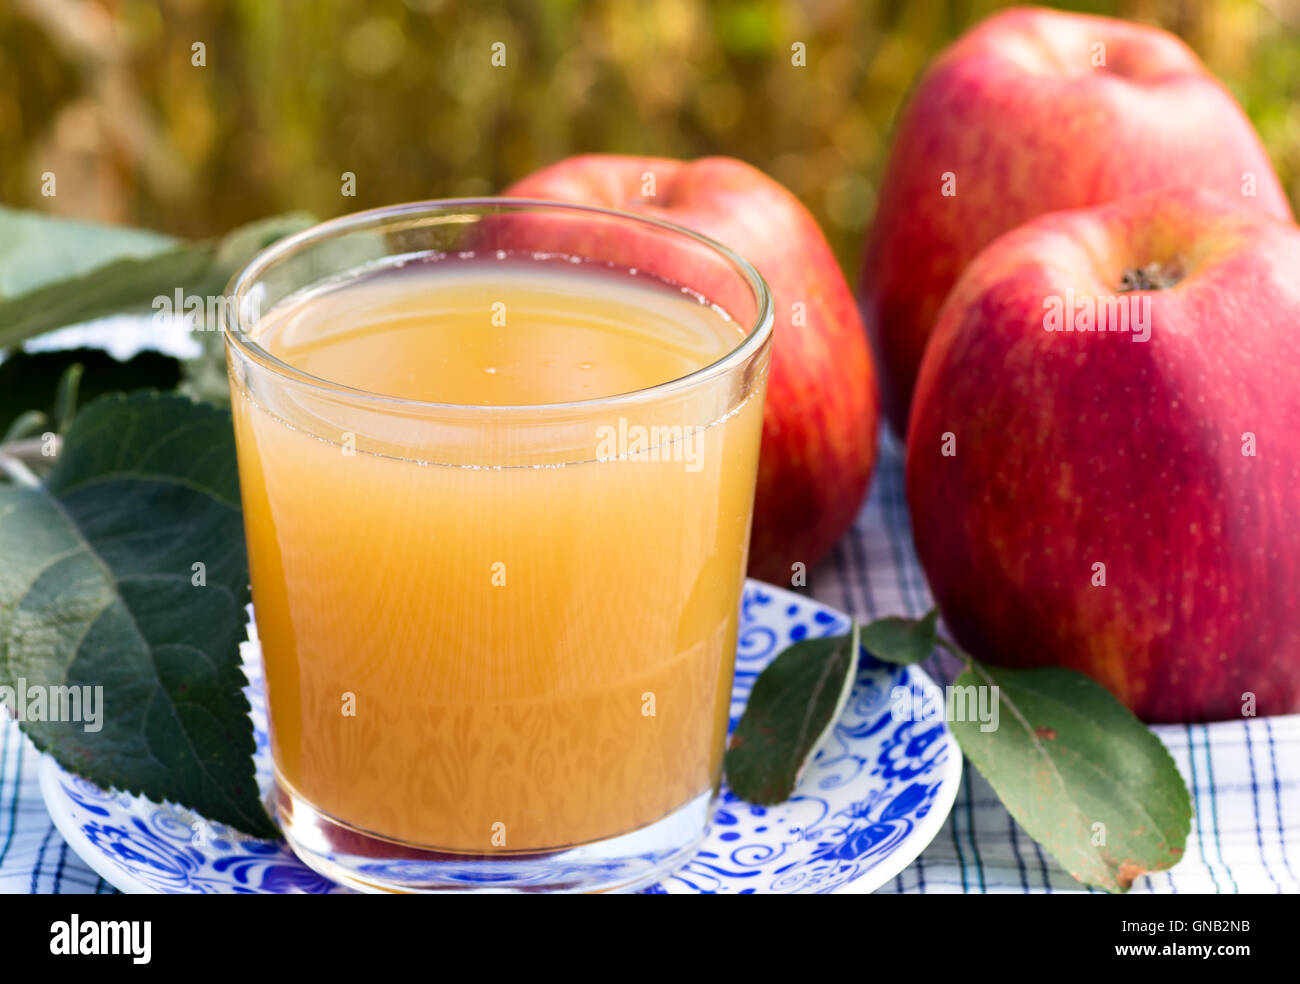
<box><xmin>229</xmin><ymin>253</ymin><xmax>768</xmax><ymax>856</ymax></box>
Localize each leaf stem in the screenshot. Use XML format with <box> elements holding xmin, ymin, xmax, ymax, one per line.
<box><xmin>0</xmin><ymin>450</ymin><xmax>40</xmax><ymax>487</ymax></box>
<box><xmin>935</xmin><ymin>634</ymin><xmax>973</xmax><ymax>667</ymax></box>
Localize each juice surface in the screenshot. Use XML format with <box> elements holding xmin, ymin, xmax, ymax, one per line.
<box><xmin>232</xmin><ymin>256</ymin><xmax>766</xmax><ymax>851</ymax></box>
<box><xmin>267</xmin><ymin>258</ymin><xmax>741</xmax><ymax>404</ymax></box>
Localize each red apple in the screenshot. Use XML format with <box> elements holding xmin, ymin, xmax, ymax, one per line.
<box><xmin>860</xmin><ymin>6</ymin><xmax>1293</xmax><ymax>434</ymax></box>
<box><xmin>503</xmin><ymin>155</ymin><xmax>879</xmax><ymax>583</ymax></box>
<box><xmin>906</xmin><ymin>186</ymin><xmax>1300</xmax><ymax>723</ymax></box>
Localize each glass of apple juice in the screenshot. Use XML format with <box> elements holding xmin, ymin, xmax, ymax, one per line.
<box><xmin>223</xmin><ymin>199</ymin><xmax>774</xmax><ymax>893</ymax></box>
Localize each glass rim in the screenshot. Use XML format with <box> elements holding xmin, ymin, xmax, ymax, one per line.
<box><xmin>223</xmin><ymin>197</ymin><xmax>775</xmax><ymax>414</ymax></box>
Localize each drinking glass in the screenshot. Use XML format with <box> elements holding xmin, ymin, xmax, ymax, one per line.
<box><xmin>224</xmin><ymin>199</ymin><xmax>774</xmax><ymax>892</ymax></box>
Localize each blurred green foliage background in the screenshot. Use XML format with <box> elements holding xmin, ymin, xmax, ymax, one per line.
<box><xmin>2</xmin><ymin>0</ymin><xmax>1298</xmax><ymax>271</ymax></box>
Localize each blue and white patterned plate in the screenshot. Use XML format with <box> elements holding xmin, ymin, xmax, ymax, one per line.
<box><xmin>39</xmin><ymin>580</ymin><xmax>962</xmax><ymax>894</ymax></box>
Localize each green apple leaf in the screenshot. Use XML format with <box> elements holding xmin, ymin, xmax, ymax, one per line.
<box><xmin>860</xmin><ymin>608</ymin><xmax>938</xmax><ymax>665</ymax></box>
<box><xmin>0</xmin><ymin>244</ymin><xmax>216</xmax><ymax>349</ymax></box>
<box><xmin>725</xmin><ymin>609</ymin><xmax>1191</xmax><ymax>893</ymax></box>
<box><xmin>0</xmin><ymin>211</ymin><xmax>315</xmax><ymax>352</ymax></box>
<box><xmin>724</xmin><ymin>620</ymin><xmax>859</xmax><ymax>804</ymax></box>
<box><xmin>0</xmin><ymin>205</ymin><xmax>177</xmax><ymax>299</ymax></box>
<box><xmin>0</xmin><ymin>390</ymin><xmax>277</xmax><ymax>838</ymax></box>
<box><xmin>949</xmin><ymin>660</ymin><xmax>1191</xmax><ymax>893</ymax></box>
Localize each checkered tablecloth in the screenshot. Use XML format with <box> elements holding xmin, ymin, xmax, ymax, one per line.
<box><xmin>3</xmin><ymin>431</ymin><xmax>1297</xmax><ymax>893</ymax></box>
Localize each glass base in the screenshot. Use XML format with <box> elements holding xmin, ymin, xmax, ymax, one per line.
<box><xmin>275</xmin><ymin>779</ymin><xmax>711</xmax><ymax>893</ymax></box>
